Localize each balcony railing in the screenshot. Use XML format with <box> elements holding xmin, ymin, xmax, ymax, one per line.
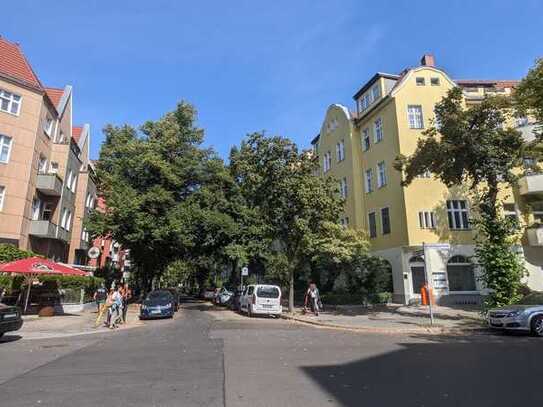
<box><xmin>519</xmin><ymin>173</ymin><xmax>543</xmax><ymax>196</ymax></box>
<box><xmin>526</xmin><ymin>226</ymin><xmax>543</xmax><ymax>246</ymax></box>
<box><xmin>36</xmin><ymin>173</ymin><xmax>63</xmax><ymax>196</ymax></box>
<box><xmin>29</xmin><ymin>220</ymin><xmax>70</xmax><ymax>242</ymax></box>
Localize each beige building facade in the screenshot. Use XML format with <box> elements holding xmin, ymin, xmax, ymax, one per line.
<box><xmin>0</xmin><ymin>37</ymin><xmax>97</xmax><ymax>264</ymax></box>
<box><xmin>312</xmin><ymin>54</ymin><xmax>543</xmax><ymax>304</ymax></box>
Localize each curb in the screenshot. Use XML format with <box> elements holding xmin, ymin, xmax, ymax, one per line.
<box><xmin>280</xmin><ymin>313</ymin><xmax>487</xmax><ymax>336</ymax></box>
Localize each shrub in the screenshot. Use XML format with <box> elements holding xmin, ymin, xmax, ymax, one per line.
<box><xmin>517</xmin><ymin>291</ymin><xmax>543</xmax><ymax>305</ymax></box>
<box><xmin>0</xmin><ymin>244</ymin><xmax>36</xmax><ymax>263</ymax></box>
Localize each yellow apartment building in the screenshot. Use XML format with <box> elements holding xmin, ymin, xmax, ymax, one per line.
<box><xmin>312</xmin><ymin>54</ymin><xmax>543</xmax><ymax>304</ymax></box>
<box><xmin>0</xmin><ymin>37</ymin><xmax>97</xmax><ymax>264</ymax></box>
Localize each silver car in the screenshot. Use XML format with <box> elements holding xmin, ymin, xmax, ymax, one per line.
<box><xmin>488</xmin><ymin>304</ymin><xmax>543</xmax><ymax>336</ymax></box>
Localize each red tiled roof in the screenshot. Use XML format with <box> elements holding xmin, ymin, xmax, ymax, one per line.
<box><xmin>72</xmin><ymin>126</ymin><xmax>83</xmax><ymax>143</ymax></box>
<box><xmin>44</xmin><ymin>87</ymin><xmax>64</xmax><ymax>108</ymax></box>
<box><xmin>0</xmin><ymin>36</ymin><xmax>42</xmax><ymax>89</ymax></box>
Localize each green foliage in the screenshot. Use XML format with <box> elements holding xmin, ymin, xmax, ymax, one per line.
<box><xmin>161</xmin><ymin>260</ymin><xmax>194</xmax><ymax>287</ymax></box>
<box><xmin>517</xmin><ymin>291</ymin><xmax>543</xmax><ymax>305</ymax></box>
<box><xmin>515</xmin><ymin>58</ymin><xmax>543</xmax><ymax>133</ymax></box>
<box><xmin>395</xmin><ymin>87</ymin><xmax>532</xmax><ymax>308</ymax></box>
<box><xmin>0</xmin><ymin>244</ymin><xmax>36</xmax><ymax>263</ymax></box>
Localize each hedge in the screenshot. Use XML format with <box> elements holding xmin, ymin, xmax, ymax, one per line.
<box><xmin>0</xmin><ymin>244</ymin><xmax>36</xmax><ymax>263</ymax></box>
<box><xmin>321</xmin><ymin>291</ymin><xmax>392</xmax><ymax>306</ymax></box>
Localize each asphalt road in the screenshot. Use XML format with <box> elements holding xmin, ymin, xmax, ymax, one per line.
<box><xmin>1</xmin><ymin>300</ymin><xmax>542</xmax><ymax>407</ymax></box>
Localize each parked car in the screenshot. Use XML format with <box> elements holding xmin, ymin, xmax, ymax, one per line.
<box><xmin>164</xmin><ymin>288</ymin><xmax>180</xmax><ymax>311</ymax></box>
<box><xmin>0</xmin><ymin>303</ymin><xmax>23</xmax><ymax>339</ymax></box>
<box><xmin>229</xmin><ymin>288</ymin><xmax>245</xmax><ymax>311</ymax></box>
<box><xmin>215</xmin><ymin>288</ymin><xmax>233</xmax><ymax>306</ymax></box>
<box><xmin>140</xmin><ymin>290</ymin><xmax>175</xmax><ymax>319</ymax></box>
<box><xmin>488</xmin><ymin>304</ymin><xmax>543</xmax><ymax>336</ymax></box>
<box><xmin>201</xmin><ymin>288</ymin><xmax>216</xmax><ymax>301</ymax></box>
<box><xmin>240</xmin><ymin>284</ymin><xmax>282</xmax><ymax>317</ymax></box>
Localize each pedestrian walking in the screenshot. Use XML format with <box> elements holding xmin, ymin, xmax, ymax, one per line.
<box><xmin>121</xmin><ymin>283</ymin><xmax>132</xmax><ymax>323</ymax></box>
<box><xmin>93</xmin><ymin>284</ymin><xmax>107</xmax><ymax>312</ymax></box>
<box><xmin>109</xmin><ymin>286</ymin><xmax>123</xmax><ymax>329</ymax></box>
<box><xmin>304</xmin><ymin>281</ymin><xmax>321</xmax><ymax>316</ymax></box>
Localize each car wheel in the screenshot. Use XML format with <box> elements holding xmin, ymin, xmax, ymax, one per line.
<box><xmin>531</xmin><ymin>315</ymin><xmax>543</xmax><ymax>337</ymax></box>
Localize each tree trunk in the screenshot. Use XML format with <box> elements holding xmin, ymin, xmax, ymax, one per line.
<box><xmin>288</xmin><ymin>268</ymin><xmax>294</xmax><ymax>313</ymax></box>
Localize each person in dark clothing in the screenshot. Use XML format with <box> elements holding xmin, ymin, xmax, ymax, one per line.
<box><xmin>93</xmin><ymin>284</ymin><xmax>107</xmax><ymax>312</ymax></box>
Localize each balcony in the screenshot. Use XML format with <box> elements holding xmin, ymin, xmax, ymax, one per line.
<box><xmin>29</xmin><ymin>220</ymin><xmax>70</xmax><ymax>242</ymax></box>
<box><xmin>519</xmin><ymin>173</ymin><xmax>543</xmax><ymax>196</ymax></box>
<box><xmin>36</xmin><ymin>174</ymin><xmax>63</xmax><ymax>196</ymax></box>
<box><xmin>526</xmin><ymin>226</ymin><xmax>543</xmax><ymax>246</ymax></box>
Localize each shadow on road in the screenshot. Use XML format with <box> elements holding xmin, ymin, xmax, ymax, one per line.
<box><xmin>301</xmin><ymin>333</ymin><xmax>542</xmax><ymax>406</ymax></box>
<box><xmin>0</xmin><ymin>334</ymin><xmax>22</xmax><ymax>344</ymax></box>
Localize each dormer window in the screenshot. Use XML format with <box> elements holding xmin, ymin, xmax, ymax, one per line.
<box><xmin>372</xmin><ymin>85</ymin><xmax>381</xmax><ymax>101</ymax></box>
<box><xmin>416</xmin><ymin>77</ymin><xmax>425</xmax><ymax>86</ymax></box>
<box><xmin>430</xmin><ymin>77</ymin><xmax>440</xmax><ymax>86</ymax></box>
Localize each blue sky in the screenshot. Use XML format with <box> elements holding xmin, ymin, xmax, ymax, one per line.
<box><xmin>3</xmin><ymin>0</ymin><xmax>542</xmax><ymax>160</ymax></box>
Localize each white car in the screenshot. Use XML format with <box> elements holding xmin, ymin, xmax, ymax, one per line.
<box><xmin>240</xmin><ymin>284</ymin><xmax>282</xmax><ymax>317</ymax></box>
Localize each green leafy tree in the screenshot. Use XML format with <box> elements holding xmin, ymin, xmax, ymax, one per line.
<box><xmin>515</xmin><ymin>58</ymin><xmax>543</xmax><ymax>135</ymax></box>
<box><xmin>0</xmin><ymin>244</ymin><xmax>36</xmax><ymax>263</ymax></box>
<box><xmin>230</xmin><ymin>133</ymin><xmax>369</xmax><ymax>312</ymax></box>
<box><xmin>395</xmin><ymin>87</ymin><xmax>538</xmax><ymax>308</ymax></box>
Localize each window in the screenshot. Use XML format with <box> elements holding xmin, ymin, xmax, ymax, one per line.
<box><xmin>339</xmin><ymin>177</ymin><xmax>348</xmax><ymax>199</ymax></box>
<box><xmin>374</xmin><ymin>118</ymin><xmax>383</xmax><ymax>143</ymax></box>
<box><xmin>42</xmin><ymin>202</ymin><xmax>54</xmax><ymax>221</ymax></box>
<box><xmin>86</xmin><ymin>193</ymin><xmax>91</xmax><ymax>208</ymax></box>
<box><xmin>532</xmin><ymin>202</ymin><xmax>543</xmax><ymax>223</ymax></box>
<box><xmin>38</xmin><ymin>155</ymin><xmax>48</xmax><ymax>174</ymax></box>
<box><xmin>447</xmin><ymin>255</ymin><xmax>476</xmax><ymax>292</ymax></box>
<box><xmin>372</xmin><ymin>85</ymin><xmax>381</xmax><ymax>101</ymax></box>
<box><xmin>66</xmin><ymin>211</ymin><xmax>73</xmax><ymax>231</ymax></box>
<box><xmin>408</xmin><ymin>105</ymin><xmax>424</xmax><ymax>129</ymax></box>
<box><xmin>70</xmin><ymin>173</ymin><xmax>77</xmax><ymax>192</ymax></box>
<box><xmin>0</xmin><ymin>135</ymin><xmax>12</xmax><ymax>163</ymax></box>
<box><xmin>49</xmin><ymin>162</ymin><xmax>59</xmax><ymax>174</ymax></box>
<box><xmin>336</xmin><ymin>140</ymin><xmax>345</xmax><ymax>162</ymax></box>
<box><xmin>377</xmin><ymin>162</ymin><xmax>387</xmax><ymax>188</ymax></box>
<box><xmin>430</xmin><ymin>77</ymin><xmax>440</xmax><ymax>86</ymax></box>
<box><xmin>0</xmin><ymin>89</ymin><xmax>22</xmax><ymax>115</ymax></box>
<box><xmin>368</xmin><ymin>212</ymin><xmax>377</xmax><ymax>238</ymax></box>
<box><xmin>61</xmin><ymin>208</ymin><xmax>68</xmax><ymax>228</ymax></box>
<box><xmin>416</xmin><ymin>77</ymin><xmax>425</xmax><ymax>86</ymax></box>
<box><xmin>381</xmin><ymin>207</ymin><xmax>391</xmax><ymax>234</ymax></box>
<box><xmin>340</xmin><ymin>217</ymin><xmax>349</xmax><ymax>228</ymax></box>
<box><xmin>43</xmin><ymin>116</ymin><xmax>54</xmax><ymax>137</ymax></box>
<box><xmin>32</xmin><ymin>198</ymin><xmax>41</xmax><ymax>220</ymax></box>
<box><xmin>82</xmin><ymin>228</ymin><xmax>89</xmax><ymax>242</ymax></box>
<box><xmin>418</xmin><ymin>211</ymin><xmax>436</xmax><ymax>229</ymax></box>
<box><xmin>503</xmin><ymin>203</ymin><xmax>518</xmax><ymax>224</ymax></box>
<box><xmin>323</xmin><ymin>152</ymin><xmax>332</xmax><ymax>173</ymax></box>
<box><xmin>54</xmin><ymin>130</ymin><xmax>65</xmax><ymax>144</ymax></box>
<box><xmin>0</xmin><ymin>186</ymin><xmax>5</xmax><ymax>211</ymax></box>
<box><xmin>447</xmin><ymin>200</ymin><xmax>470</xmax><ymax>230</ymax></box>
<box><xmin>365</xmin><ymin>169</ymin><xmax>373</xmax><ymax>193</ymax></box>
<box><xmin>362</xmin><ymin>128</ymin><xmax>370</xmax><ymax>151</ymax></box>
<box><xmin>66</xmin><ymin>170</ymin><xmax>73</xmax><ymax>189</ymax></box>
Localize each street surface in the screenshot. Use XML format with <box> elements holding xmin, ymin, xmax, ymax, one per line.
<box><xmin>1</xmin><ymin>299</ymin><xmax>542</xmax><ymax>406</ymax></box>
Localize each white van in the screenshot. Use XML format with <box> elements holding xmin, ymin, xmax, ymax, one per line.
<box><xmin>240</xmin><ymin>284</ymin><xmax>282</xmax><ymax>317</ymax></box>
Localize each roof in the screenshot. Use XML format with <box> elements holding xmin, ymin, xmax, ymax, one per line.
<box><xmin>0</xmin><ymin>36</ymin><xmax>42</xmax><ymax>89</ymax></box>
<box><xmin>353</xmin><ymin>72</ymin><xmax>399</xmax><ymax>100</ymax></box>
<box><xmin>455</xmin><ymin>79</ymin><xmax>520</xmax><ymax>88</ymax></box>
<box><xmin>44</xmin><ymin>87</ymin><xmax>64</xmax><ymax>108</ymax></box>
<box><xmin>72</xmin><ymin>126</ymin><xmax>83</xmax><ymax>143</ymax></box>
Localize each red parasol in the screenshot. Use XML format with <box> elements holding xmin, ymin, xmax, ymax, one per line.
<box><xmin>0</xmin><ymin>257</ymin><xmax>88</xmax><ymax>312</ymax></box>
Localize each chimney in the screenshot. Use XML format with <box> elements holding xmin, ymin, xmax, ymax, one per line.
<box><xmin>420</xmin><ymin>54</ymin><xmax>435</xmax><ymax>67</ymax></box>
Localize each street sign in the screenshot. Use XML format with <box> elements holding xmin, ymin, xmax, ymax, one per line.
<box><xmin>88</xmin><ymin>247</ymin><xmax>101</xmax><ymax>259</ymax></box>
<box><xmin>241</xmin><ymin>267</ymin><xmax>249</xmax><ymax>276</ymax></box>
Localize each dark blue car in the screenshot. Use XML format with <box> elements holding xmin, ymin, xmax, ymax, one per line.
<box><xmin>140</xmin><ymin>290</ymin><xmax>175</xmax><ymax>320</ymax></box>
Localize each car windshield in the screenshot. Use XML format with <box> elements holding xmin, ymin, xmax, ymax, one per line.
<box><xmin>146</xmin><ymin>291</ymin><xmax>172</xmax><ymax>301</ymax></box>
<box><xmin>257</xmin><ymin>286</ymin><xmax>280</xmax><ymax>298</ymax></box>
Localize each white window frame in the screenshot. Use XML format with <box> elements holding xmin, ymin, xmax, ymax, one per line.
<box><xmin>0</xmin><ymin>134</ymin><xmax>13</xmax><ymax>164</ymax></box>
<box><xmin>377</xmin><ymin>161</ymin><xmax>387</xmax><ymax>188</ymax></box>
<box><xmin>416</xmin><ymin>77</ymin><xmax>425</xmax><ymax>86</ymax></box>
<box><xmin>336</xmin><ymin>140</ymin><xmax>345</xmax><ymax>162</ymax></box>
<box><xmin>374</xmin><ymin>118</ymin><xmax>383</xmax><ymax>143</ymax></box>
<box><xmin>70</xmin><ymin>173</ymin><xmax>77</xmax><ymax>192</ymax></box>
<box><xmin>339</xmin><ymin>177</ymin><xmax>348</xmax><ymax>199</ymax></box>
<box><xmin>38</xmin><ymin>155</ymin><xmax>48</xmax><ymax>174</ymax></box>
<box><xmin>362</xmin><ymin>128</ymin><xmax>370</xmax><ymax>151</ymax></box>
<box><xmin>0</xmin><ymin>89</ymin><xmax>22</xmax><ymax>116</ymax></box>
<box><xmin>381</xmin><ymin>207</ymin><xmax>391</xmax><ymax>235</ymax></box>
<box><xmin>418</xmin><ymin>211</ymin><xmax>437</xmax><ymax>229</ymax></box>
<box><xmin>323</xmin><ymin>151</ymin><xmax>332</xmax><ymax>173</ymax></box>
<box><xmin>365</xmin><ymin>169</ymin><xmax>373</xmax><ymax>193</ymax></box>
<box><xmin>66</xmin><ymin>211</ymin><xmax>73</xmax><ymax>231</ymax></box>
<box><xmin>372</xmin><ymin>85</ymin><xmax>381</xmax><ymax>101</ymax></box>
<box><xmin>447</xmin><ymin>200</ymin><xmax>470</xmax><ymax>230</ymax></box>
<box><xmin>49</xmin><ymin>162</ymin><xmax>59</xmax><ymax>174</ymax></box>
<box><xmin>43</xmin><ymin>116</ymin><xmax>54</xmax><ymax>137</ymax></box>
<box><xmin>408</xmin><ymin>105</ymin><xmax>424</xmax><ymax>129</ymax></box>
<box><xmin>0</xmin><ymin>186</ymin><xmax>5</xmax><ymax>211</ymax></box>
<box><xmin>66</xmin><ymin>170</ymin><xmax>73</xmax><ymax>191</ymax></box>
<box><xmin>430</xmin><ymin>77</ymin><xmax>440</xmax><ymax>86</ymax></box>
<box><xmin>32</xmin><ymin>198</ymin><xmax>42</xmax><ymax>221</ymax></box>
<box><xmin>61</xmin><ymin>208</ymin><xmax>68</xmax><ymax>229</ymax></box>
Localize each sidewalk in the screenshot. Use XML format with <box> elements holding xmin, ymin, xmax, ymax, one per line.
<box><xmin>281</xmin><ymin>304</ymin><xmax>487</xmax><ymax>335</ymax></box>
<box><xmin>18</xmin><ymin>303</ymin><xmax>144</xmax><ymax>340</ymax></box>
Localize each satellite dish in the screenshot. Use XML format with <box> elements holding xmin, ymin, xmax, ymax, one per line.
<box><xmin>88</xmin><ymin>247</ymin><xmax>101</xmax><ymax>259</ymax></box>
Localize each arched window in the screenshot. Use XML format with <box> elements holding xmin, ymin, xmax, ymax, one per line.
<box><xmin>409</xmin><ymin>256</ymin><xmax>425</xmax><ymax>294</ymax></box>
<box><xmin>447</xmin><ymin>255</ymin><xmax>476</xmax><ymax>291</ymax></box>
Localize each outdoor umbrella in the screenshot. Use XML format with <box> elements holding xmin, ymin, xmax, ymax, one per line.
<box><xmin>0</xmin><ymin>257</ymin><xmax>88</xmax><ymax>313</ymax></box>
